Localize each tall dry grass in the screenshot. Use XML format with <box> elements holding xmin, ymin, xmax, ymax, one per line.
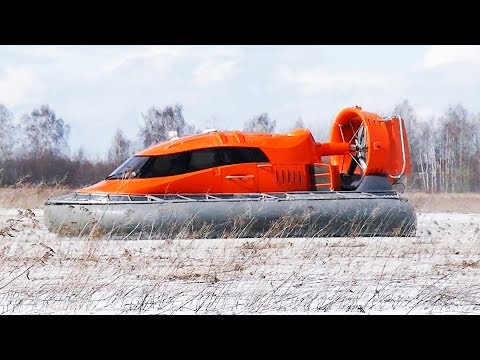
<box><xmin>1</xmin><ymin>216</ymin><xmax>480</xmax><ymax>314</ymax></box>
<box><xmin>0</xmin><ymin>183</ymin><xmax>72</xmax><ymax>209</ymax></box>
<box><xmin>404</xmin><ymin>192</ymin><xmax>480</xmax><ymax>213</ymax></box>
<box><xmin>1</xmin><ymin>185</ymin><xmax>480</xmax><ymax>314</ymax></box>
<box><xmin>3</xmin><ymin>184</ymin><xmax>480</xmax><ymax>214</ymax></box>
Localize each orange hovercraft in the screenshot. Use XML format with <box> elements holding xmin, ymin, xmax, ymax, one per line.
<box><xmin>44</xmin><ymin>106</ymin><xmax>416</xmax><ymax>238</ymax></box>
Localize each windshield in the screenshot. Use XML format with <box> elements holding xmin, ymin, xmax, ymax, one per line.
<box><xmin>105</xmin><ymin>156</ymin><xmax>150</xmax><ymax>180</ymax></box>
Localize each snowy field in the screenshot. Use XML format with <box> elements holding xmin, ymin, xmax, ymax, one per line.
<box><xmin>1</xmin><ymin>206</ymin><xmax>479</xmax><ymax>314</ymax></box>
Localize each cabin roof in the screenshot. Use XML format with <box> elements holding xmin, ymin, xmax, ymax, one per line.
<box><xmin>136</xmin><ymin>129</ymin><xmax>315</xmax><ymax>156</ymax></box>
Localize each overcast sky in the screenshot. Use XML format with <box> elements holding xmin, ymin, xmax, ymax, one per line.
<box><xmin>1</xmin><ymin>45</ymin><xmax>479</xmax><ymax>158</ymax></box>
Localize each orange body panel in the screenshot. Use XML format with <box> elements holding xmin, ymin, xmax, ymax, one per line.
<box><xmin>137</xmin><ymin>129</ymin><xmax>318</xmax><ymax>162</ymax></box>
<box><xmin>82</xmin><ymin>168</ymin><xmax>221</xmax><ymax>194</ymax></box>
<box><xmin>78</xmin><ymin>107</ymin><xmax>411</xmax><ymax>195</ymax></box>
<box><xmin>80</xmin><ymin>129</ymin><xmax>320</xmax><ymax>194</ymax></box>
<box><xmin>384</xmin><ymin>117</ymin><xmax>412</xmax><ymax>178</ymax></box>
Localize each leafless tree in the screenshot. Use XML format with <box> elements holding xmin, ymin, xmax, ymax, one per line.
<box><xmin>0</xmin><ymin>104</ymin><xmax>16</xmax><ymax>160</ymax></box>
<box><xmin>107</xmin><ymin>128</ymin><xmax>132</xmax><ymax>165</ymax></box>
<box><xmin>72</xmin><ymin>147</ymin><xmax>87</xmax><ymax>163</ymax></box>
<box><xmin>393</xmin><ymin>99</ymin><xmax>423</xmax><ymax>188</ymax></box>
<box><xmin>138</xmin><ymin>104</ymin><xmax>195</xmax><ymax>148</ymax></box>
<box><xmin>244</xmin><ymin>113</ymin><xmax>276</xmax><ymax>132</ymax></box>
<box><xmin>469</xmin><ymin>112</ymin><xmax>480</xmax><ymax>192</ymax></box>
<box><xmin>416</xmin><ymin>119</ymin><xmax>438</xmax><ymax>192</ymax></box>
<box><xmin>437</xmin><ymin>103</ymin><xmax>476</xmax><ymax>192</ymax></box>
<box><xmin>393</xmin><ymin>100</ymin><xmax>480</xmax><ymax>193</ymax></box>
<box><xmin>291</xmin><ymin>117</ymin><xmax>305</xmax><ymax>130</ymax></box>
<box><xmin>20</xmin><ymin>105</ymin><xmax>70</xmax><ymax>158</ymax></box>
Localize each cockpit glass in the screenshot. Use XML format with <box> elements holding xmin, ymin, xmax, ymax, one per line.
<box><xmin>105</xmin><ymin>156</ymin><xmax>150</xmax><ymax>180</ymax></box>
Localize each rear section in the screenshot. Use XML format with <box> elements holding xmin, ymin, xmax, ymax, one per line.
<box><xmin>311</xmin><ymin>106</ymin><xmax>411</xmax><ymax>192</ymax></box>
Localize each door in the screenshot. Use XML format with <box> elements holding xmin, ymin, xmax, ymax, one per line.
<box><xmin>220</xmin><ymin>163</ymin><xmax>258</xmax><ymax>193</ymax></box>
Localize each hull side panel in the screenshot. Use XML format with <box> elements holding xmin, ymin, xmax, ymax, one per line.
<box><xmin>44</xmin><ymin>194</ymin><xmax>416</xmax><ymax>238</ymax></box>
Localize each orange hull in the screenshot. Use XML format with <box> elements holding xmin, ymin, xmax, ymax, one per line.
<box><xmin>79</xmin><ymin>107</ymin><xmax>411</xmax><ymax>195</ymax></box>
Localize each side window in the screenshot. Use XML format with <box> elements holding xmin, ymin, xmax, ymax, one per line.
<box><xmin>139</xmin><ymin>152</ymin><xmax>191</xmax><ymax>178</ymax></box>
<box><xmin>130</xmin><ymin>147</ymin><xmax>270</xmax><ymax>179</ymax></box>
<box><xmin>140</xmin><ymin>156</ymin><xmax>171</xmax><ymax>178</ymax></box>
<box><xmin>189</xmin><ymin>148</ymin><xmax>219</xmax><ymax>171</ymax></box>
<box><xmin>169</xmin><ymin>152</ymin><xmax>191</xmax><ymax>175</ymax></box>
<box><xmin>248</xmin><ymin>148</ymin><xmax>269</xmax><ymax>162</ymax></box>
<box><xmin>222</xmin><ymin>147</ymin><xmax>269</xmax><ymax>165</ymax></box>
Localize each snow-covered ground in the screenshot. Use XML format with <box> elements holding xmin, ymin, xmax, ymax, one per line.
<box><xmin>1</xmin><ymin>208</ymin><xmax>479</xmax><ymax>314</ymax></box>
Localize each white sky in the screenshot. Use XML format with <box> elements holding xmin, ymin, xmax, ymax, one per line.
<box><xmin>1</xmin><ymin>45</ymin><xmax>479</xmax><ymax>158</ymax></box>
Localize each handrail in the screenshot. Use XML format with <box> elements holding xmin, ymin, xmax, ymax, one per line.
<box><xmin>46</xmin><ymin>190</ymin><xmax>401</xmax><ymax>205</ymax></box>
<box><xmin>225</xmin><ymin>175</ymin><xmax>255</xmax><ymax>179</ymax></box>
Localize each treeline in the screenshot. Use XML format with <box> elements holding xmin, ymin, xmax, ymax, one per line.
<box><xmin>1</xmin><ymin>100</ymin><xmax>479</xmax><ymax>192</ymax></box>
<box><xmin>0</xmin><ymin>103</ymin><xmax>279</xmax><ymax>187</ymax></box>
<box><xmin>394</xmin><ymin>100</ymin><xmax>480</xmax><ymax>192</ymax></box>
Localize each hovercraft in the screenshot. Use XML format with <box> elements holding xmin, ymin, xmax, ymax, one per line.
<box><xmin>44</xmin><ymin>106</ymin><xmax>417</xmax><ymax>238</ymax></box>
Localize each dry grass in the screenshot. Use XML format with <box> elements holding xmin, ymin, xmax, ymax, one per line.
<box><xmin>1</xmin><ymin>185</ymin><xmax>480</xmax><ymax>214</ymax></box>
<box><xmin>405</xmin><ymin>192</ymin><xmax>480</xmax><ymax>213</ymax></box>
<box><xmin>1</xmin><ymin>186</ymin><xmax>480</xmax><ymax>314</ymax></box>
<box><xmin>1</xmin><ymin>214</ymin><xmax>479</xmax><ymax>314</ymax></box>
<box><xmin>0</xmin><ymin>184</ymin><xmax>72</xmax><ymax>209</ymax></box>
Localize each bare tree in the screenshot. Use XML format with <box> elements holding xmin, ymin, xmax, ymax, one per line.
<box><xmin>395</xmin><ymin>101</ymin><xmax>480</xmax><ymax>193</ymax></box>
<box><xmin>21</xmin><ymin>105</ymin><xmax>70</xmax><ymax>158</ymax></box>
<box><xmin>138</xmin><ymin>104</ymin><xmax>195</xmax><ymax>148</ymax></box>
<box><xmin>469</xmin><ymin>112</ymin><xmax>480</xmax><ymax>192</ymax></box>
<box><xmin>291</xmin><ymin>117</ymin><xmax>305</xmax><ymax>130</ymax></box>
<box><xmin>72</xmin><ymin>147</ymin><xmax>87</xmax><ymax>163</ymax></box>
<box><xmin>437</xmin><ymin>103</ymin><xmax>475</xmax><ymax>192</ymax></box>
<box><xmin>393</xmin><ymin>99</ymin><xmax>422</xmax><ymax>188</ymax></box>
<box><xmin>416</xmin><ymin>119</ymin><xmax>438</xmax><ymax>192</ymax></box>
<box><xmin>0</xmin><ymin>104</ymin><xmax>16</xmax><ymax>160</ymax></box>
<box><xmin>244</xmin><ymin>113</ymin><xmax>276</xmax><ymax>132</ymax></box>
<box><xmin>107</xmin><ymin>128</ymin><xmax>132</xmax><ymax>165</ymax></box>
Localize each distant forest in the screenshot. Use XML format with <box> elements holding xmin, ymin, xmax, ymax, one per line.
<box><xmin>0</xmin><ymin>100</ymin><xmax>479</xmax><ymax>193</ymax></box>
